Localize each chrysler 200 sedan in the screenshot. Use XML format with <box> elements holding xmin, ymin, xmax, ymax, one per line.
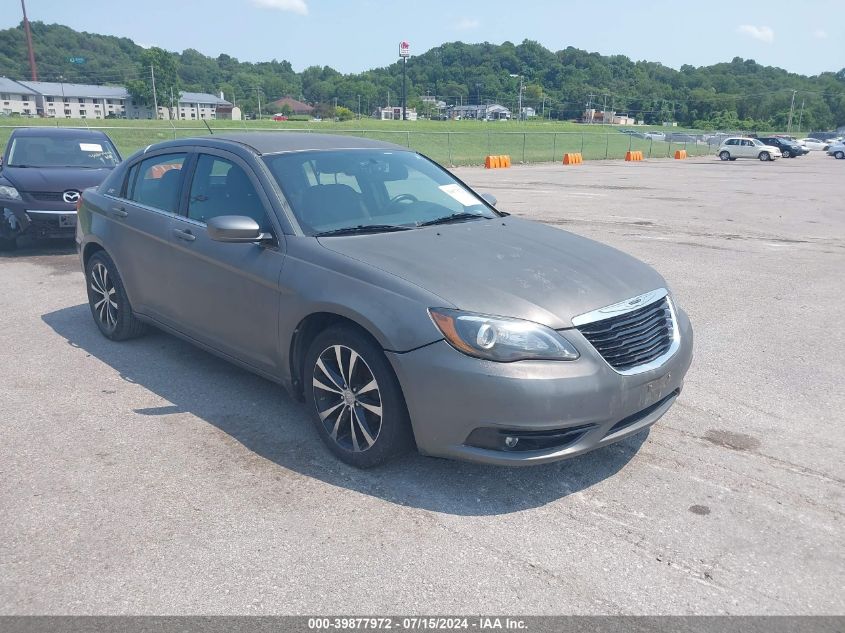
<box><xmin>76</xmin><ymin>133</ymin><xmax>693</xmax><ymax>468</ymax></box>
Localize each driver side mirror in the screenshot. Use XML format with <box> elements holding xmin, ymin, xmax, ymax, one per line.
<box><xmin>481</xmin><ymin>192</ymin><xmax>497</xmax><ymax>207</ymax></box>
<box><xmin>207</xmin><ymin>215</ymin><xmax>273</xmax><ymax>244</ymax></box>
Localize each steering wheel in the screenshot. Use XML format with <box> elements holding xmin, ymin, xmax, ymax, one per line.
<box><xmin>388</xmin><ymin>193</ymin><xmax>418</xmax><ymax>206</ymax></box>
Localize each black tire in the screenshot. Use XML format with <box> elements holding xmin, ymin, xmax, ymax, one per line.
<box><xmin>759</xmin><ymin>152</ymin><xmax>771</xmax><ymax>161</ymax></box>
<box><xmin>304</xmin><ymin>324</ymin><xmax>414</xmax><ymax>468</ymax></box>
<box><xmin>85</xmin><ymin>251</ymin><xmax>146</xmax><ymax>341</ymax></box>
<box><xmin>0</xmin><ymin>236</ymin><xmax>17</xmax><ymax>252</ymax></box>
<box><xmin>719</xmin><ymin>151</ymin><xmax>730</xmax><ymax>161</ymax></box>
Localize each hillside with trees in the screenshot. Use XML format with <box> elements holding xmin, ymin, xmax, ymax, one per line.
<box><xmin>1</xmin><ymin>21</ymin><xmax>843</xmax><ymax>130</ymax></box>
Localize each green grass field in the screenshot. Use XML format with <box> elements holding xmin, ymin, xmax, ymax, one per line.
<box><xmin>0</xmin><ymin>116</ymin><xmax>715</xmax><ymax>166</ymax></box>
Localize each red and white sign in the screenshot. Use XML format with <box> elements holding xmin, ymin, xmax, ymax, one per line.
<box><xmin>399</xmin><ymin>41</ymin><xmax>410</xmax><ymax>58</ymax></box>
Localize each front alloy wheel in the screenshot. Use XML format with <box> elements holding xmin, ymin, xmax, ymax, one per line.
<box><xmin>313</xmin><ymin>344</ymin><xmax>383</xmax><ymax>452</ymax></box>
<box><xmin>759</xmin><ymin>152</ymin><xmax>771</xmax><ymax>161</ymax></box>
<box><xmin>305</xmin><ymin>325</ymin><xmax>413</xmax><ymax>468</ymax></box>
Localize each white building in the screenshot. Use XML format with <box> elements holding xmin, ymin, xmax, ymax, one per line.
<box><xmin>6</xmin><ymin>79</ymin><xmax>233</xmax><ymax>120</ymax></box>
<box><xmin>0</xmin><ymin>77</ymin><xmax>37</xmax><ymax>116</ymax></box>
<box><xmin>17</xmin><ymin>80</ymin><xmax>132</xmax><ymax>119</ymax></box>
<box><xmin>174</xmin><ymin>92</ymin><xmax>232</xmax><ymax>120</ymax></box>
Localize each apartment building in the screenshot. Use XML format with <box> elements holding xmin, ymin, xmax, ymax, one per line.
<box><xmin>0</xmin><ymin>77</ymin><xmax>37</xmax><ymax>116</ymax></box>
<box><xmin>16</xmin><ymin>80</ymin><xmax>131</xmax><ymax>119</ymax></box>
<box><xmin>4</xmin><ymin>78</ymin><xmax>233</xmax><ymax>120</ymax></box>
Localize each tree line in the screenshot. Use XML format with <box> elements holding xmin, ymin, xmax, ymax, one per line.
<box><xmin>1</xmin><ymin>21</ymin><xmax>843</xmax><ymax>130</ymax></box>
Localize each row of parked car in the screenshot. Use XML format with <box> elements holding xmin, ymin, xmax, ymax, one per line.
<box><xmin>715</xmin><ymin>134</ymin><xmax>845</xmax><ymax>161</ymax></box>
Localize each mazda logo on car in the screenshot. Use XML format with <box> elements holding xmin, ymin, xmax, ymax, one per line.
<box><xmin>63</xmin><ymin>190</ymin><xmax>81</xmax><ymax>204</ymax></box>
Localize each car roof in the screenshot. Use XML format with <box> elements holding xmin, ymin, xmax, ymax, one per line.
<box><xmin>10</xmin><ymin>127</ymin><xmax>112</xmax><ymax>140</ymax></box>
<box><xmin>148</xmin><ymin>132</ymin><xmax>409</xmax><ymax>156</ymax></box>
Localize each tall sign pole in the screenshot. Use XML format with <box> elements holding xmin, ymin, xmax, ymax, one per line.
<box><xmin>21</xmin><ymin>0</ymin><xmax>38</xmax><ymax>81</ymax></box>
<box><xmin>399</xmin><ymin>41</ymin><xmax>410</xmax><ymax>121</ymax></box>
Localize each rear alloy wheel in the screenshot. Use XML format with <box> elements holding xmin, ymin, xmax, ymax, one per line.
<box><xmin>85</xmin><ymin>251</ymin><xmax>146</xmax><ymax>341</ymax></box>
<box><xmin>835</xmin><ymin>151</ymin><xmax>845</xmax><ymax>160</ymax></box>
<box><xmin>781</xmin><ymin>150</ymin><xmax>791</xmax><ymax>158</ymax></box>
<box><xmin>306</xmin><ymin>326</ymin><xmax>413</xmax><ymax>468</ymax></box>
<box><xmin>759</xmin><ymin>152</ymin><xmax>771</xmax><ymax>161</ymax></box>
<box><xmin>719</xmin><ymin>151</ymin><xmax>730</xmax><ymax>161</ymax></box>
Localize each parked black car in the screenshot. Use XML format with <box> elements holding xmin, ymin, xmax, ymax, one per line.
<box><xmin>757</xmin><ymin>136</ymin><xmax>806</xmax><ymax>158</ymax></box>
<box><xmin>0</xmin><ymin>127</ymin><xmax>121</xmax><ymax>250</ymax></box>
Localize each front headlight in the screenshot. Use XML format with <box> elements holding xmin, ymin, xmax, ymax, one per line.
<box><xmin>0</xmin><ymin>185</ymin><xmax>21</xmax><ymax>201</ymax></box>
<box><xmin>429</xmin><ymin>308</ymin><xmax>579</xmax><ymax>362</ymax></box>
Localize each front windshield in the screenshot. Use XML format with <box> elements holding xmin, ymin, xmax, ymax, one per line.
<box><xmin>7</xmin><ymin>135</ymin><xmax>120</xmax><ymax>168</ymax></box>
<box><xmin>263</xmin><ymin>149</ymin><xmax>498</xmax><ymax>235</ymax></box>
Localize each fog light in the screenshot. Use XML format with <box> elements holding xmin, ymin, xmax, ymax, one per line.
<box><xmin>504</xmin><ymin>436</ymin><xmax>519</xmax><ymax>448</ymax></box>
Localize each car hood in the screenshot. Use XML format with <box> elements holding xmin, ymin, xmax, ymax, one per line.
<box><xmin>317</xmin><ymin>216</ymin><xmax>666</xmax><ymax>329</ymax></box>
<box><xmin>0</xmin><ymin>166</ymin><xmax>113</xmax><ymax>193</ymax></box>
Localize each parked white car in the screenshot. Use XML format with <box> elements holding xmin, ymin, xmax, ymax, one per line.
<box><xmin>797</xmin><ymin>138</ymin><xmax>830</xmax><ymax>151</ymax></box>
<box><xmin>717</xmin><ymin>137</ymin><xmax>782</xmax><ymax>161</ymax></box>
<box><xmin>826</xmin><ymin>142</ymin><xmax>845</xmax><ymax>159</ymax></box>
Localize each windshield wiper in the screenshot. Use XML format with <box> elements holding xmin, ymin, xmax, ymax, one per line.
<box><xmin>314</xmin><ymin>224</ymin><xmax>412</xmax><ymax>237</ymax></box>
<box><xmin>416</xmin><ymin>212</ymin><xmax>487</xmax><ymax>227</ymax></box>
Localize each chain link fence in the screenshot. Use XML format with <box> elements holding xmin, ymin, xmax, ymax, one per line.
<box><xmin>0</xmin><ymin>123</ymin><xmax>750</xmax><ymax>167</ymax></box>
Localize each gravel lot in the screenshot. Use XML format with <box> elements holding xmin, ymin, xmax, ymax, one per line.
<box><xmin>1</xmin><ymin>152</ymin><xmax>842</xmax><ymax>615</ymax></box>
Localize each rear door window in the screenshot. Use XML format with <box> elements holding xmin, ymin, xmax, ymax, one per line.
<box><xmin>126</xmin><ymin>153</ymin><xmax>187</xmax><ymax>214</ymax></box>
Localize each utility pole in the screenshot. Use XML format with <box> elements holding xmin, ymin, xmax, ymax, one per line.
<box><xmin>603</xmin><ymin>94</ymin><xmax>608</xmax><ymax>124</ymax></box>
<box><xmin>21</xmin><ymin>0</ymin><xmax>38</xmax><ymax>81</ymax></box>
<box><xmin>254</xmin><ymin>86</ymin><xmax>262</xmax><ymax>120</ymax></box>
<box><xmin>357</xmin><ymin>94</ymin><xmax>361</xmax><ymax>119</ymax></box>
<box><xmin>797</xmin><ymin>98</ymin><xmax>805</xmax><ymax>133</ymax></box>
<box><xmin>170</xmin><ymin>86</ymin><xmax>174</xmax><ymax>120</ymax></box>
<box><xmin>587</xmin><ymin>94</ymin><xmax>595</xmax><ymax>123</ymax></box>
<box><xmin>786</xmin><ymin>90</ymin><xmax>797</xmax><ymax>133</ymax></box>
<box><xmin>150</xmin><ymin>64</ymin><xmax>158</xmax><ymax>119</ymax></box>
<box><xmin>510</xmin><ymin>74</ymin><xmax>523</xmax><ymax>121</ymax></box>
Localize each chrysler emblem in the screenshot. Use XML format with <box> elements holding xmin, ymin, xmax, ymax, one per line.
<box><xmin>62</xmin><ymin>190</ymin><xmax>81</xmax><ymax>204</ymax></box>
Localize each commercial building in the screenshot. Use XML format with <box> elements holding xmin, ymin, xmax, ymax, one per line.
<box><xmin>448</xmin><ymin>104</ymin><xmax>511</xmax><ymax>121</ymax></box>
<box><xmin>374</xmin><ymin>106</ymin><xmax>418</xmax><ymax>121</ymax></box>
<box><xmin>582</xmin><ymin>109</ymin><xmax>637</xmax><ymax>125</ymax></box>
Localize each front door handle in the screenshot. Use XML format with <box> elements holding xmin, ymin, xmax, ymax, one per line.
<box><xmin>173</xmin><ymin>228</ymin><xmax>196</xmax><ymax>242</ymax></box>
<box><xmin>110</xmin><ymin>206</ymin><xmax>128</xmax><ymax>218</ymax></box>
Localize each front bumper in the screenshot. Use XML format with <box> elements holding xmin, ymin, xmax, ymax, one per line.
<box><xmin>1</xmin><ymin>201</ymin><xmax>77</xmax><ymax>239</ymax></box>
<box><xmin>387</xmin><ymin>307</ymin><xmax>693</xmax><ymax>466</ymax></box>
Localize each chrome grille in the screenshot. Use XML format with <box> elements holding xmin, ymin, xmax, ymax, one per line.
<box><xmin>576</xmin><ymin>295</ymin><xmax>675</xmax><ymax>372</ymax></box>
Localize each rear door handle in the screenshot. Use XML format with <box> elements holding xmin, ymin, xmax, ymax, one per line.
<box><xmin>173</xmin><ymin>228</ymin><xmax>196</xmax><ymax>242</ymax></box>
<box><xmin>110</xmin><ymin>206</ymin><xmax>128</xmax><ymax>218</ymax></box>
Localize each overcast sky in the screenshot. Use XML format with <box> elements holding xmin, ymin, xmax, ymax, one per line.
<box><xmin>4</xmin><ymin>0</ymin><xmax>844</xmax><ymax>76</ymax></box>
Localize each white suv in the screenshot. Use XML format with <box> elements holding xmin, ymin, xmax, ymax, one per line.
<box><xmin>717</xmin><ymin>137</ymin><xmax>782</xmax><ymax>162</ymax></box>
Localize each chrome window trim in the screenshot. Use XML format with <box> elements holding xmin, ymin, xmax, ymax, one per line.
<box><xmin>102</xmin><ymin>193</ymin><xmax>183</xmax><ymax>219</ymax></box>
<box><xmin>571</xmin><ymin>288</ymin><xmax>680</xmax><ymax>376</ymax></box>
